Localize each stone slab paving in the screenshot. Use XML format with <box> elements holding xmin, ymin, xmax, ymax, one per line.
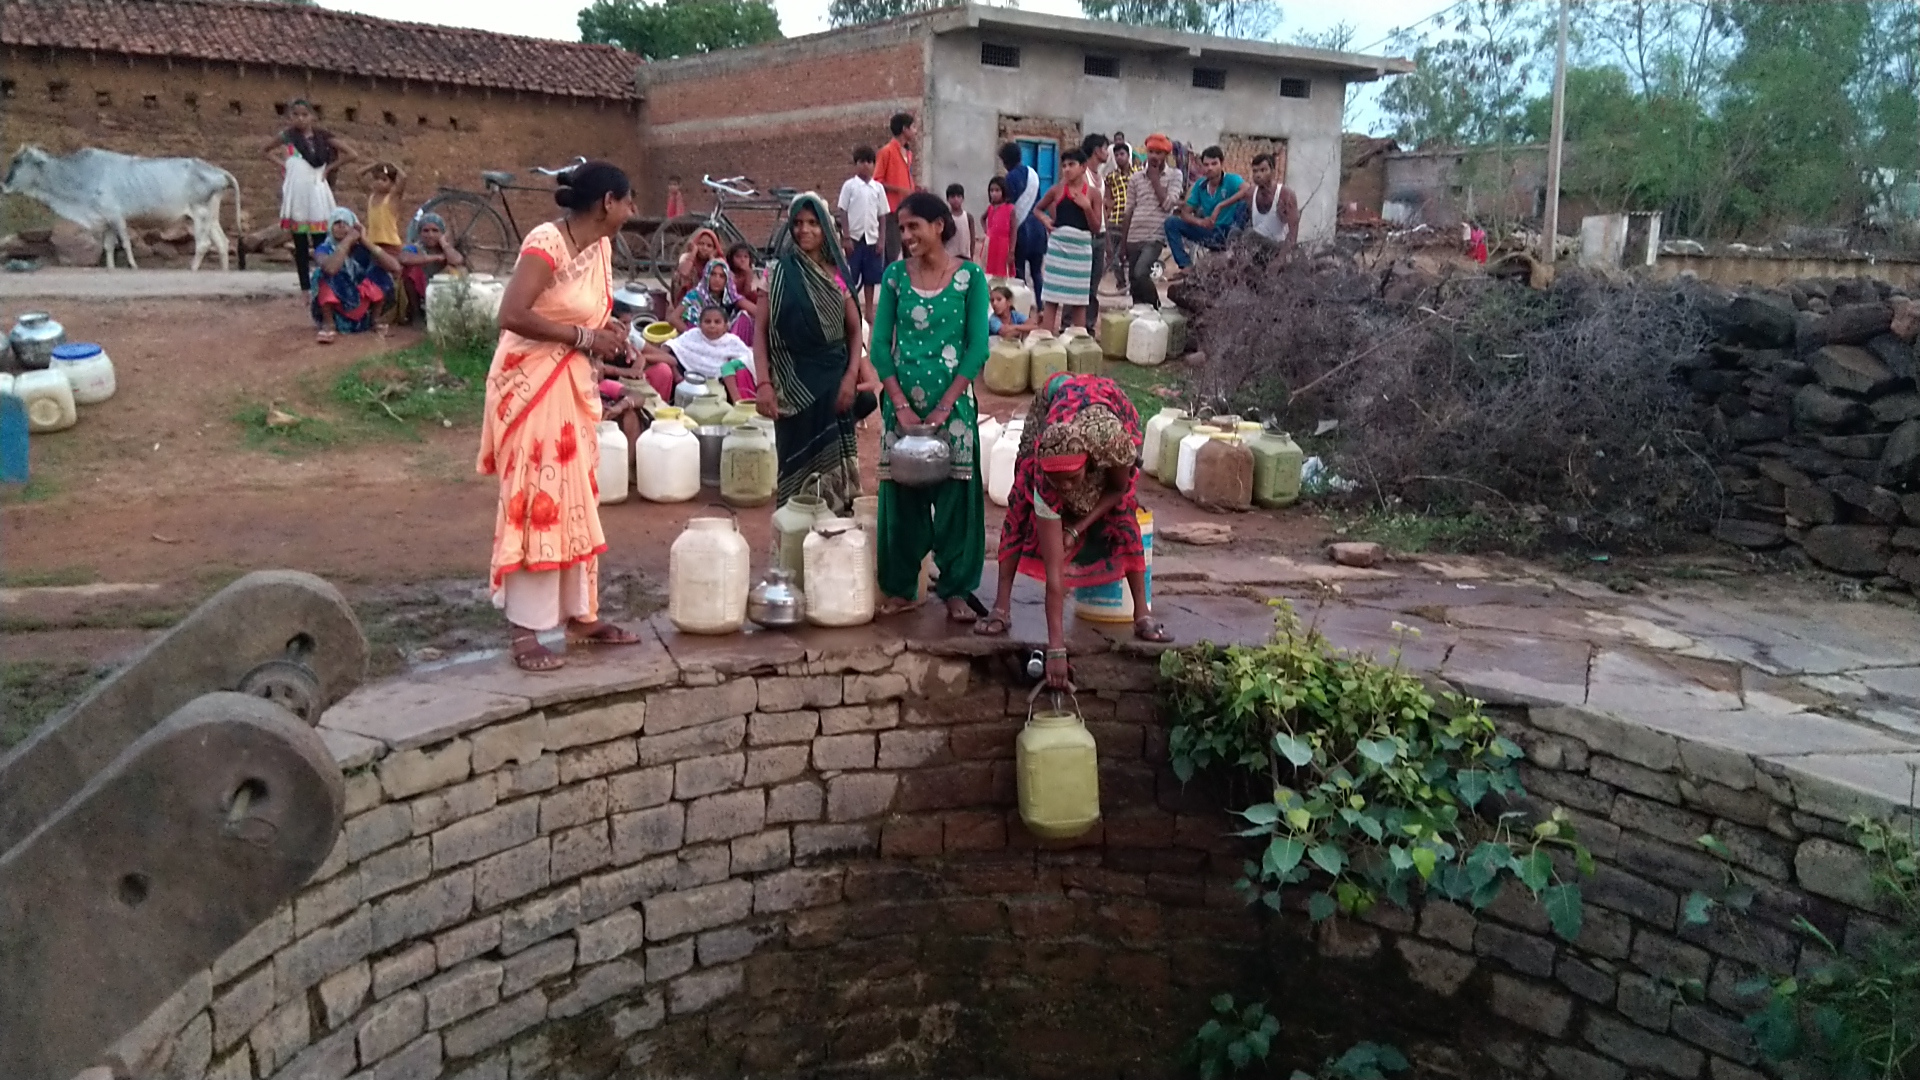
<box><xmin>0</xmin><ymin>267</ymin><xmax>301</xmax><ymax>300</ymax></box>
<box><xmin>316</xmin><ymin>546</ymin><xmax>1920</xmax><ymax>817</ymax></box>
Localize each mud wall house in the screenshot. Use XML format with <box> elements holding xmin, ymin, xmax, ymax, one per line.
<box><xmin>1337</xmin><ymin>133</ymin><xmax>1397</xmax><ymax>218</ymax></box>
<box><xmin>0</xmin><ymin>0</ymin><xmax>642</xmax><ymax>256</ymax></box>
<box><xmin>638</xmin><ymin>5</ymin><xmax>1410</xmax><ymax>247</ymax></box>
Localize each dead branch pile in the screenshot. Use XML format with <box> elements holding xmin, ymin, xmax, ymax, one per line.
<box><xmin>1180</xmin><ymin>248</ymin><xmax>1722</xmax><ymax>551</ymax></box>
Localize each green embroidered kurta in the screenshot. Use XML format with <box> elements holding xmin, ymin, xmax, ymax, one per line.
<box><xmin>871</xmin><ymin>258</ymin><xmax>991</xmax><ymax>600</ymax></box>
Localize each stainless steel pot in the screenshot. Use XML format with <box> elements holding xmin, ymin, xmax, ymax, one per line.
<box><xmin>694</xmin><ymin>425</ymin><xmax>729</xmax><ymax>488</ymax></box>
<box><xmin>889</xmin><ymin>424</ymin><xmax>952</xmax><ymax>487</ymax></box>
<box><xmin>612</xmin><ymin>282</ymin><xmax>651</xmax><ymax>322</ymax></box>
<box><xmin>9</xmin><ymin>312</ymin><xmax>65</xmax><ymax>370</ymax></box>
<box><xmin>747</xmin><ymin>567</ymin><xmax>806</xmax><ymax>629</ymax></box>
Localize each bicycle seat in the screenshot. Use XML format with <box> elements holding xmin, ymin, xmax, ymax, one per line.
<box><xmin>482</xmin><ymin>170</ymin><xmax>515</xmax><ymax>188</ymax></box>
<box><xmin>771</xmin><ymin>187</ymin><xmax>799</xmax><ymax>201</ymax></box>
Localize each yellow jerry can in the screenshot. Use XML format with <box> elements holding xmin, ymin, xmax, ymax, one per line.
<box><xmin>1016</xmin><ymin>691</ymin><xmax>1101</xmax><ymax>839</ymax></box>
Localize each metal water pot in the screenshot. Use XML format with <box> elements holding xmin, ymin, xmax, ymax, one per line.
<box><xmin>9</xmin><ymin>312</ymin><xmax>65</xmax><ymax>370</ymax></box>
<box><xmin>890</xmin><ymin>424</ymin><xmax>952</xmax><ymax>487</ymax></box>
<box><xmin>747</xmin><ymin>567</ymin><xmax>806</xmax><ymax>629</ymax></box>
<box><xmin>612</xmin><ymin>281</ymin><xmax>651</xmax><ymax>322</ymax></box>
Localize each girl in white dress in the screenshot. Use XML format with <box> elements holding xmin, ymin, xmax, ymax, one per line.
<box><xmin>262</xmin><ymin>99</ymin><xmax>361</xmax><ymax>297</ymax></box>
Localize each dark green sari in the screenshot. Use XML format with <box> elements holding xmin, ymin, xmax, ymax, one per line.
<box><xmin>767</xmin><ymin>193</ymin><xmax>865</xmax><ymax>513</ymax></box>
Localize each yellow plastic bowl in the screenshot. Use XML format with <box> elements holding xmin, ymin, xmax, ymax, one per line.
<box><xmin>642</xmin><ymin>321</ymin><xmax>677</xmax><ymax>345</ymax></box>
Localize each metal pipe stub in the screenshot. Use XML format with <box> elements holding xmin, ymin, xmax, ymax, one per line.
<box><xmin>0</xmin><ymin>692</ymin><xmax>346</xmax><ymax>1080</ymax></box>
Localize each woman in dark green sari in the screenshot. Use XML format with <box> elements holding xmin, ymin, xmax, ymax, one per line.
<box><xmin>752</xmin><ymin>192</ymin><xmax>876</xmax><ymax>513</ymax></box>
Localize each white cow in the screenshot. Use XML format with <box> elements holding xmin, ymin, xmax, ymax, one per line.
<box><xmin>2</xmin><ymin>145</ymin><xmax>244</xmax><ymax>271</ymax></box>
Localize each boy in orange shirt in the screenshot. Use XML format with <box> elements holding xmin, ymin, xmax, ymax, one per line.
<box><xmin>873</xmin><ymin>112</ymin><xmax>916</xmax><ymax>263</ymax></box>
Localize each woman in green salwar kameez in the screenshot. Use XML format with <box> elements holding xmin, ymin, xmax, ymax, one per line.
<box><xmin>871</xmin><ymin>191</ymin><xmax>992</xmax><ymax>619</ymax></box>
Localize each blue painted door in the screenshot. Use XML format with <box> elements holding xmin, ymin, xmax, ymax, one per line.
<box><xmin>1018</xmin><ymin>140</ymin><xmax>1059</xmax><ymax>193</ymax></box>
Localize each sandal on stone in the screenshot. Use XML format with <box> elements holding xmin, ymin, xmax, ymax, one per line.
<box><xmin>973</xmin><ymin>610</ymin><xmax>1012</xmax><ymax>637</ymax></box>
<box><xmin>1134</xmin><ymin>616</ymin><xmax>1173</xmax><ymax>643</ymax></box>
<box><xmin>946</xmin><ymin>597</ymin><xmax>977</xmax><ymax>623</ymax></box>
<box><xmin>512</xmin><ymin>635</ymin><xmax>566</xmax><ymax>672</ymax></box>
<box><xmin>568</xmin><ymin>620</ymin><xmax>641</xmax><ymax>646</ymax></box>
<box><xmin>876</xmin><ymin>596</ymin><xmax>922</xmax><ymax>617</ymax></box>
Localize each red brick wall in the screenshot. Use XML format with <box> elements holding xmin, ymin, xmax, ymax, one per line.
<box><xmin>638</xmin><ymin>37</ymin><xmax>925</xmax><ymax>224</ymax></box>
<box><xmin>1</xmin><ymin>50</ymin><xmax>641</xmax><ymax>239</ymax></box>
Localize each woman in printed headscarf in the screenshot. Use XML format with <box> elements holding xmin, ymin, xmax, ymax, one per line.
<box><xmin>310</xmin><ymin>208</ymin><xmax>402</xmax><ymax>342</ymax></box>
<box><xmin>263</xmin><ymin>98</ymin><xmax>362</xmax><ymax>297</ymax></box>
<box><xmin>975</xmin><ymin>371</ymin><xmax>1172</xmax><ymax>687</ymax></box>
<box><xmin>672</xmin><ymin>257</ymin><xmax>753</xmax><ymax>341</ymax></box>
<box><xmin>751</xmin><ymin>192</ymin><xmax>877</xmax><ymax>514</ymax></box>
<box><xmin>671</xmin><ymin>226</ymin><xmax>724</xmax><ymax>307</ymax></box>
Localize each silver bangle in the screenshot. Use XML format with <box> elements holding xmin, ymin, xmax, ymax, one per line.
<box><xmin>574</xmin><ymin>326</ymin><xmax>591</xmax><ymax>350</ymax></box>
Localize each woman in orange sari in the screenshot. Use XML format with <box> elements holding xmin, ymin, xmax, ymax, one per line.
<box><xmin>479</xmin><ymin>161</ymin><xmax>643</xmax><ymax>671</ymax></box>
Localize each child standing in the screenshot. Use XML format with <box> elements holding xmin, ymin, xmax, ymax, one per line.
<box><xmin>982</xmin><ymin>176</ymin><xmax>1014</xmax><ymax>279</ymax></box>
<box><xmin>665</xmin><ymin>175</ymin><xmax>687</xmax><ymax>219</ymax></box>
<box><xmin>1033</xmin><ymin>149</ymin><xmax>1098</xmax><ymax>333</ymax></box>
<box><xmin>361</xmin><ymin>162</ymin><xmax>408</xmax><ymax>323</ymax></box>
<box><xmin>836</xmin><ymin>146</ymin><xmax>888</xmax><ymax>326</ymax></box>
<box><xmin>945</xmin><ymin>184</ymin><xmax>980</xmax><ymax>262</ymax></box>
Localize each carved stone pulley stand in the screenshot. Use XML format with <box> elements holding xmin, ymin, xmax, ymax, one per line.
<box><xmin>0</xmin><ymin>570</ymin><xmax>368</xmax><ymax>1080</ymax></box>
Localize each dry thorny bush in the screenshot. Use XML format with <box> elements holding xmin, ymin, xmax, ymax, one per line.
<box><xmin>1180</xmin><ymin>243</ymin><xmax>1722</xmax><ymax>552</ymax></box>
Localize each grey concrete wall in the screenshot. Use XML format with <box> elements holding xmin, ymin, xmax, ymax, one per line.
<box><xmin>924</xmin><ymin>29</ymin><xmax>1346</xmax><ymax>245</ymax></box>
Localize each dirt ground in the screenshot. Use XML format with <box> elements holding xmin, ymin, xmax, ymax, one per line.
<box><xmin>0</xmin><ymin>294</ymin><xmax>1333</xmax><ymax>733</ymax></box>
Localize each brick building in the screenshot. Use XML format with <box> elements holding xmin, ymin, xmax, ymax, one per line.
<box><xmin>640</xmin><ymin>6</ymin><xmax>1410</xmax><ymax>247</ymax></box>
<box><xmin>0</xmin><ymin>0</ymin><xmax>643</xmax><ymax>243</ymax></box>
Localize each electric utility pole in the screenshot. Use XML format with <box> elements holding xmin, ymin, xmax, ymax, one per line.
<box><xmin>1542</xmin><ymin>0</ymin><xmax>1569</xmax><ymax>264</ymax></box>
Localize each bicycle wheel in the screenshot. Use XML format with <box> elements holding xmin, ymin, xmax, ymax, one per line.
<box><xmin>649</xmin><ymin>214</ymin><xmax>709</xmax><ymax>292</ymax></box>
<box><xmin>418</xmin><ymin>192</ymin><xmax>515</xmax><ymax>277</ymax></box>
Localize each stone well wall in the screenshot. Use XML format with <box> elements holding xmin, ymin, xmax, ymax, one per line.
<box><xmin>99</xmin><ymin>626</ymin><xmax>1912</xmax><ymax>1080</ymax></box>
<box><xmin>1696</xmin><ymin>276</ymin><xmax>1920</xmax><ymax>583</ymax></box>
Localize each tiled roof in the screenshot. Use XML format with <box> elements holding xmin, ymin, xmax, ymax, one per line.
<box><xmin>0</xmin><ymin>0</ymin><xmax>642</xmax><ymax>100</ymax></box>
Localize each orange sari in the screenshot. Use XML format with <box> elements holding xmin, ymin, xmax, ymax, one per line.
<box><xmin>478</xmin><ymin>223</ymin><xmax>612</xmax><ymax>612</ymax></box>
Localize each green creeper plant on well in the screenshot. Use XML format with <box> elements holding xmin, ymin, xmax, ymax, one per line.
<box><xmin>1184</xmin><ymin>995</ymin><xmax>1408</xmax><ymax>1080</ymax></box>
<box><xmin>1159</xmin><ymin>600</ymin><xmax>1592</xmax><ymax>937</ymax></box>
<box><xmin>1686</xmin><ymin>814</ymin><xmax>1920</xmax><ymax>1080</ymax></box>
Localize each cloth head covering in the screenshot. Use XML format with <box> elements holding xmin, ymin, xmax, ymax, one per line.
<box><xmin>415</xmin><ymin>212</ymin><xmax>447</xmax><ymax>233</ymax></box>
<box><xmin>328</xmin><ymin>207</ymin><xmax>360</xmax><ymax>229</ymax></box>
<box><xmin>1143</xmin><ymin>134</ymin><xmax>1173</xmax><ymax>153</ymax></box>
<box><xmin>684</xmin><ymin>227</ymin><xmax>723</xmax><ymax>262</ymax></box>
<box><xmin>680</xmin><ymin>257</ymin><xmax>741</xmax><ymax>325</ymax></box>
<box><xmin>1037</xmin><ymin>405</ymin><xmax>1133</xmax><ymax>476</ymax></box>
<box><xmin>777</xmin><ymin>192</ymin><xmax>849</xmax><ymax>281</ymax></box>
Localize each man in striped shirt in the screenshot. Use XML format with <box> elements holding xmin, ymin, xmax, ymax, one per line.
<box><xmin>1119</xmin><ymin>133</ymin><xmax>1184</xmax><ymax>308</ymax></box>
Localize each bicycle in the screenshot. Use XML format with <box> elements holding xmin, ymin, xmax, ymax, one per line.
<box><xmin>409</xmin><ymin>156</ymin><xmax>640</xmax><ymax>278</ymax></box>
<box><xmin>647</xmin><ymin>174</ymin><xmax>799</xmax><ymax>291</ymax></box>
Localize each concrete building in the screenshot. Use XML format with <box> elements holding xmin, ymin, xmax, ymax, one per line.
<box><xmin>640</xmin><ymin>6</ymin><xmax>1410</xmax><ymax>245</ymax></box>
<box><xmin>0</xmin><ymin>0</ymin><xmax>642</xmax><ymax>243</ymax></box>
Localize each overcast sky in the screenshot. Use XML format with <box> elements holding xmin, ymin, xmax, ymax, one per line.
<box><xmin>327</xmin><ymin>0</ymin><xmax>1453</xmax><ymax>132</ymax></box>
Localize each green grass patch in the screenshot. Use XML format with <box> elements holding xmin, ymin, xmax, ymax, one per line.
<box><xmin>0</xmin><ymin>566</ymin><xmax>98</xmax><ymax>588</ymax></box>
<box><xmin>234</xmin><ymin>402</ymin><xmax>345</xmax><ymax>453</ymax></box>
<box><xmin>2</xmin><ymin>660</ymin><xmax>111</xmax><ymax>750</ymax></box>
<box><xmin>1339</xmin><ymin>509</ymin><xmax>1525</xmax><ymax>555</ymax></box>
<box><xmin>333</xmin><ymin>340</ymin><xmax>492</xmax><ymax>430</ymax></box>
<box><xmin>0</xmin><ymin>476</ymin><xmax>60</xmax><ymax>505</ymax></box>
<box><xmin>1101</xmin><ymin>357</ymin><xmax>1189</xmax><ymax>426</ymax></box>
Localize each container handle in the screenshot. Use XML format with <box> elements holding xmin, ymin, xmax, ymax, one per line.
<box><xmin>1024</xmin><ymin>678</ymin><xmax>1081</xmax><ymax>724</ymax></box>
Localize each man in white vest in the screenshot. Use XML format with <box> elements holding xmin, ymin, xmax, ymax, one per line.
<box><xmin>1219</xmin><ymin>152</ymin><xmax>1299</xmax><ymax>253</ymax></box>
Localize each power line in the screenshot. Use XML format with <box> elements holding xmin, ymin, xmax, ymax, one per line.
<box><xmin>1354</xmin><ymin>0</ymin><xmax>1474</xmax><ymax>54</ymax></box>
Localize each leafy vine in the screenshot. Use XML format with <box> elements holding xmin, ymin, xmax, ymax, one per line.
<box><xmin>1159</xmin><ymin>600</ymin><xmax>1593</xmax><ymax>939</ymax></box>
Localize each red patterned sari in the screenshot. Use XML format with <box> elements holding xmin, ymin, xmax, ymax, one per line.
<box><xmin>998</xmin><ymin>372</ymin><xmax>1146</xmax><ymax>588</ymax></box>
<box><xmin>477</xmin><ymin>223</ymin><xmax>612</xmax><ymax>611</ymax></box>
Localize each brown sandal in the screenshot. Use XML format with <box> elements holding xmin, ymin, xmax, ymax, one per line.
<box><xmin>512</xmin><ymin>634</ymin><xmax>566</xmax><ymax>672</ymax></box>
<box><xmin>1134</xmin><ymin>616</ymin><xmax>1173</xmax><ymax>643</ymax></box>
<box><xmin>973</xmin><ymin>610</ymin><xmax>1011</xmax><ymax>637</ymax></box>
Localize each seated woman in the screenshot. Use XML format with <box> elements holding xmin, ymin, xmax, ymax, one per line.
<box><xmin>671</xmin><ymin>258</ymin><xmax>754</xmax><ymax>343</ymax></box>
<box><xmin>652</xmin><ymin>304</ymin><xmax>756</xmax><ymax>402</ymax></box>
<box><xmin>671</xmin><ymin>227</ymin><xmax>723</xmax><ymax>307</ymax></box>
<box><xmin>975</xmin><ymin>371</ymin><xmax>1172</xmax><ymax>687</ymax></box>
<box><xmin>393</xmin><ymin>212</ymin><xmax>467</xmax><ymax>323</ymax></box>
<box><xmin>310</xmin><ymin>207</ymin><xmax>403</xmax><ymax>343</ymax></box>
<box><xmin>728</xmin><ymin>242</ymin><xmax>765</xmax><ymax>308</ymax></box>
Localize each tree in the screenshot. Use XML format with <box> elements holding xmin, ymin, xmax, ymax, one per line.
<box><xmin>1378</xmin><ymin>0</ymin><xmax>1544</xmax><ymax>148</ymax></box>
<box><xmin>1078</xmin><ymin>0</ymin><xmax>1281</xmax><ymax>40</ymax></box>
<box><xmin>828</xmin><ymin>0</ymin><xmax>956</xmax><ymax>28</ymax></box>
<box><xmin>578</xmin><ymin>0</ymin><xmax>781</xmax><ymax>60</ymax></box>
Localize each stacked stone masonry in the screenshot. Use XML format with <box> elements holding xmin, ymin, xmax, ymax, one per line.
<box><xmin>100</xmin><ymin>627</ymin><xmax>1912</xmax><ymax>1080</ymax></box>
<box><xmin>1700</xmin><ymin>278</ymin><xmax>1920</xmax><ymax>585</ymax></box>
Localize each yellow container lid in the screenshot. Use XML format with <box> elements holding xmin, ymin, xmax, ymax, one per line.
<box><xmin>642</xmin><ymin>321</ymin><xmax>677</xmax><ymax>345</ymax></box>
<box><xmin>654</xmin><ymin>406</ymin><xmax>684</xmax><ymax>418</ymax></box>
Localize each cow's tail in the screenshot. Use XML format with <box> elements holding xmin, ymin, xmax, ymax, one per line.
<box><xmin>219</xmin><ymin>167</ymin><xmax>246</xmax><ymax>271</ymax></box>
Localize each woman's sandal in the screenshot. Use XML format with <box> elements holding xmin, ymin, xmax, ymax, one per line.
<box><xmin>568</xmin><ymin>620</ymin><xmax>642</xmax><ymax>647</ymax></box>
<box><xmin>973</xmin><ymin>610</ymin><xmax>1012</xmax><ymax>637</ymax></box>
<box><xmin>1134</xmin><ymin>616</ymin><xmax>1174</xmax><ymax>643</ymax></box>
<box><xmin>315</xmin><ymin>328</ymin><xmax>337</xmax><ymax>345</ymax></box>
<box><xmin>876</xmin><ymin>597</ymin><xmax>922</xmax><ymax>617</ymax></box>
<box><xmin>945</xmin><ymin>597</ymin><xmax>976</xmax><ymax>623</ymax></box>
<box><xmin>512</xmin><ymin>635</ymin><xmax>566</xmax><ymax>672</ymax></box>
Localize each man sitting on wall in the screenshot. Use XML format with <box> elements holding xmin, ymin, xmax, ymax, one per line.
<box><xmin>1163</xmin><ymin>145</ymin><xmax>1244</xmax><ymax>274</ymax></box>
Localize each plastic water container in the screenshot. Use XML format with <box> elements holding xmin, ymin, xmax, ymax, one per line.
<box><xmin>1074</xmin><ymin>508</ymin><xmax>1152</xmax><ymax>623</ymax></box>
<box><xmin>853</xmin><ymin>495</ymin><xmax>880</xmax><ymax>595</ymax></box>
<box><xmin>1028</xmin><ymin>331</ymin><xmax>1068</xmax><ymax>391</ymax></box>
<box><xmin>1017</xmin><ymin>701</ymin><xmax>1100</xmax><ymax>840</ymax></box>
<box><xmin>1141</xmin><ymin>408</ymin><xmax>1187</xmax><ymax>481</ymax></box>
<box><xmin>803</xmin><ymin>519</ymin><xmax>876</xmax><ymax>627</ymax></box>
<box><xmin>634</xmin><ymin>416</ymin><xmax>700</xmax><ymax>502</ymax></box>
<box><xmin>596</xmin><ymin>421</ymin><xmax>629</xmax><ymax>504</ymax></box>
<box><xmin>1193</xmin><ymin>432</ymin><xmax>1254</xmax><ymax>511</ymax></box>
<box><xmin>987</xmin><ymin>422</ymin><xmax>1022</xmax><ymax>507</ymax></box>
<box><xmin>983</xmin><ymin>337</ymin><xmax>1030</xmax><ymax>396</ymax></box>
<box><xmin>720</xmin><ymin>423</ymin><xmax>776</xmax><ymax>508</ymax></box>
<box><xmin>1063</xmin><ymin>329</ymin><xmax>1103</xmax><ymax>375</ymax></box>
<box><xmin>15</xmin><ymin>370</ymin><xmax>76</xmax><ymax>433</ymax></box>
<box><xmin>48</xmin><ymin>343</ymin><xmax>115</xmax><ymax>405</ymax></box>
<box><xmin>1155</xmin><ymin>414</ymin><xmax>1196</xmax><ymax>485</ymax></box>
<box><xmin>1162</xmin><ymin>308</ymin><xmax>1189</xmax><ymax>357</ymax></box>
<box><xmin>1096</xmin><ymin>309</ymin><xmax>1135</xmax><ymax>358</ymax></box>
<box><xmin>1176</xmin><ymin>424</ymin><xmax>1222</xmax><ymax>497</ymax></box>
<box><xmin>668</xmin><ymin>516</ymin><xmax>750</xmax><ymax>634</ymax></box>
<box><xmin>771</xmin><ymin>491</ymin><xmax>832</xmax><ymax>588</ymax></box>
<box><xmin>0</xmin><ymin>373</ymin><xmax>14</xmax><ymax>397</ymax></box>
<box><xmin>978</xmin><ymin>416</ymin><xmax>1003</xmax><ymax>473</ymax></box>
<box><xmin>1126</xmin><ymin>314</ymin><xmax>1169</xmax><ymax>366</ymax></box>
<box><xmin>1252</xmin><ymin>430</ymin><xmax>1305</xmax><ymax>508</ymax></box>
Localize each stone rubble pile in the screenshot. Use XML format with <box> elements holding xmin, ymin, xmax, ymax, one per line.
<box><xmin>1693</xmin><ymin>276</ymin><xmax>1920</xmax><ymax>585</ymax></box>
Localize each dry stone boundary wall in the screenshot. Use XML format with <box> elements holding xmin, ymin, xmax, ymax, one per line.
<box><xmin>100</xmin><ymin>631</ymin><xmax>1909</xmax><ymax>1080</ymax></box>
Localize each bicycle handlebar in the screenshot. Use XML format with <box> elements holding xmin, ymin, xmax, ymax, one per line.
<box><xmin>529</xmin><ymin>156</ymin><xmax>589</xmax><ymax>177</ymax></box>
<box><xmin>703</xmin><ymin>174</ymin><xmax>758</xmax><ymax>198</ymax></box>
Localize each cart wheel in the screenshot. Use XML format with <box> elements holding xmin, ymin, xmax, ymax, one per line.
<box><xmin>237</xmin><ymin>659</ymin><xmax>324</xmax><ymax>724</ymax></box>
<box><xmin>417</xmin><ymin>192</ymin><xmax>515</xmax><ymax>277</ymax></box>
